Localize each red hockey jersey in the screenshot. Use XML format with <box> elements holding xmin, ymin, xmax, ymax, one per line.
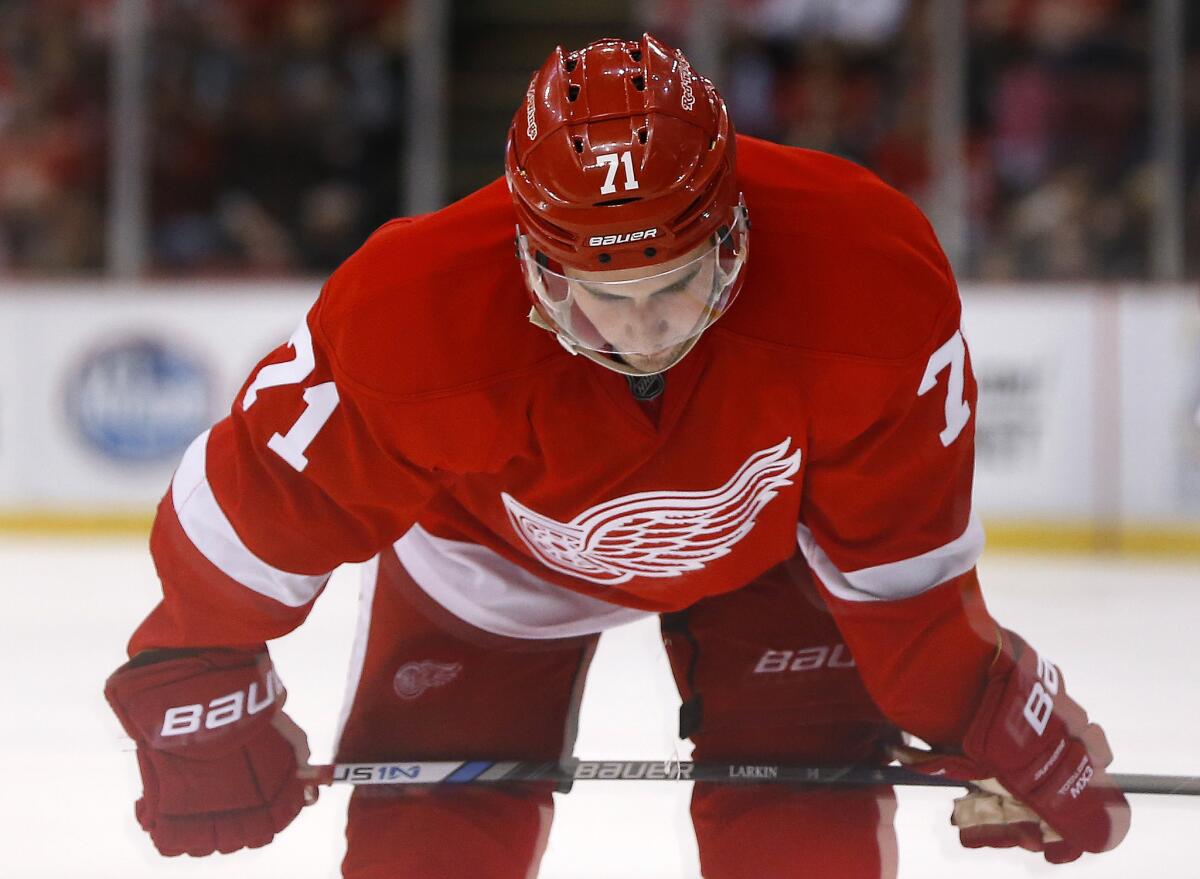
<box><xmin>133</xmin><ymin>136</ymin><xmax>998</xmax><ymax>745</ymax></box>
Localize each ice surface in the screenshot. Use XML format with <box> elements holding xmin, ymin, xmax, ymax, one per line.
<box><xmin>1</xmin><ymin>536</ymin><xmax>1196</xmax><ymax>878</ymax></box>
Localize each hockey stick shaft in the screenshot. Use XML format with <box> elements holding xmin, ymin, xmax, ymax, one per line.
<box><xmin>314</xmin><ymin>761</ymin><xmax>1198</xmax><ymax>796</ymax></box>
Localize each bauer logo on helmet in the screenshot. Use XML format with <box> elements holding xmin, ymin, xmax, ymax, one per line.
<box><xmin>587</xmin><ymin>228</ymin><xmax>658</xmax><ymax>247</ymax></box>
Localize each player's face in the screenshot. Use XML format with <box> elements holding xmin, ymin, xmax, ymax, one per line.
<box><xmin>563</xmin><ymin>245</ymin><xmax>718</xmax><ymax>373</ymax></box>
<box><xmin>516</xmin><ymin>199</ymin><xmax>749</xmax><ymax>375</ymax></box>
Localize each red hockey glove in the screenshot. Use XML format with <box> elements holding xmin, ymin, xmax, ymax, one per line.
<box><xmin>104</xmin><ymin>648</ymin><xmax>317</xmax><ymax>857</ymax></box>
<box><xmin>895</xmin><ymin>631</ymin><xmax>1130</xmax><ymax>864</ymax></box>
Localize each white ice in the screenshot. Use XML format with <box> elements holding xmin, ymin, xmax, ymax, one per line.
<box><xmin>1</xmin><ymin>536</ymin><xmax>1196</xmax><ymax>878</ymax></box>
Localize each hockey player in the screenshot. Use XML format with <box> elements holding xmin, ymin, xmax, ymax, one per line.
<box><xmin>104</xmin><ymin>34</ymin><xmax>1129</xmax><ymax>877</ymax></box>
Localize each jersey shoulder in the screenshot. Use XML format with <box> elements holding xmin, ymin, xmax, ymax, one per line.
<box><xmin>312</xmin><ymin>179</ymin><xmax>561</xmax><ymax>400</ymax></box>
<box><xmin>722</xmin><ymin>135</ymin><xmax>958</xmax><ymax>364</ymax></box>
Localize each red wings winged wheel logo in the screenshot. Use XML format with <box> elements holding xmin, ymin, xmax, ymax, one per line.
<box><xmin>393</xmin><ymin>661</ymin><xmax>463</xmax><ymax>700</ymax></box>
<box><xmin>502</xmin><ymin>438</ymin><xmax>802</xmax><ymax>586</ymax></box>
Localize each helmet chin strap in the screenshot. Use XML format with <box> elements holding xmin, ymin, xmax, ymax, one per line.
<box><xmin>527</xmin><ymin>308</ymin><xmax>700</xmax><ymax>377</ymax></box>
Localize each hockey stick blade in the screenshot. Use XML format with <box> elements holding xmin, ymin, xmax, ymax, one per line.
<box><xmin>313</xmin><ymin>761</ymin><xmax>1198</xmax><ymax>795</ymax></box>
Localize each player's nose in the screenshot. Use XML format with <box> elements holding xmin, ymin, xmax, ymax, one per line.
<box><xmin>624</xmin><ymin>315</ymin><xmax>672</xmax><ymax>346</ymax></box>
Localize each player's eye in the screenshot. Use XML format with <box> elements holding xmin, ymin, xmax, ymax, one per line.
<box><xmin>653</xmin><ymin>282</ymin><xmax>689</xmax><ymax>297</ymax></box>
<box><xmin>588</xmin><ymin>290</ymin><xmax>628</xmax><ymax>303</ymax></box>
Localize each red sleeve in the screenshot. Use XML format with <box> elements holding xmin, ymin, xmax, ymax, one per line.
<box><xmin>817</xmin><ymin>571</ymin><xmax>999</xmax><ymax>745</ymax></box>
<box><xmin>129</xmin><ymin>305</ymin><xmax>439</xmax><ymax>655</ymax></box>
<box><xmin>800</xmin><ymin>283</ymin><xmax>999</xmax><ymax>745</ymax></box>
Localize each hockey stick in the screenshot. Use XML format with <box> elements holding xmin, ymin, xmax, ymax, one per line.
<box><xmin>314</xmin><ymin>760</ymin><xmax>1199</xmax><ymax>796</ymax></box>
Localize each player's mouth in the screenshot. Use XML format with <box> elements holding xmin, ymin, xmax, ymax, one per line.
<box><xmin>621</xmin><ymin>344</ymin><xmax>685</xmax><ymax>374</ymax></box>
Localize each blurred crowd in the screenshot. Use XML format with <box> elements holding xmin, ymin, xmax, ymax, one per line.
<box><xmin>0</xmin><ymin>2</ymin><xmax>109</xmax><ymax>272</ymax></box>
<box><xmin>706</xmin><ymin>0</ymin><xmax>1175</xmax><ymax>280</ymax></box>
<box><xmin>0</xmin><ymin>0</ymin><xmax>1196</xmax><ymax>279</ymax></box>
<box><xmin>148</xmin><ymin>0</ymin><xmax>408</xmax><ymax>274</ymax></box>
<box><xmin>0</xmin><ymin>0</ymin><xmax>407</xmax><ymax>276</ymax></box>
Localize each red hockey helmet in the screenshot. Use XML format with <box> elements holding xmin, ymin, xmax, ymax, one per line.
<box><xmin>506</xmin><ymin>34</ymin><xmax>747</xmax><ymax>375</ymax></box>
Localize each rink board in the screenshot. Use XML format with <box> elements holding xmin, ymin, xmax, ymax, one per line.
<box><xmin>0</xmin><ymin>281</ymin><xmax>1198</xmax><ymax>549</ymax></box>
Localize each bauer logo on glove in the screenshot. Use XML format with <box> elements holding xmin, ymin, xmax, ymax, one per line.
<box><xmin>159</xmin><ymin>668</ymin><xmax>284</xmax><ymax>737</ymax></box>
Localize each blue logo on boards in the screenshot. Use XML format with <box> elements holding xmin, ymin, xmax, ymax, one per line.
<box><xmin>66</xmin><ymin>336</ymin><xmax>213</xmax><ymax>463</ymax></box>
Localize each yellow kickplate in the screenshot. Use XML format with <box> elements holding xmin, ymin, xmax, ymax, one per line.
<box><xmin>984</xmin><ymin>521</ymin><xmax>1200</xmax><ymax>557</ymax></box>
<box><xmin>0</xmin><ymin>512</ymin><xmax>153</xmax><ymax>536</ymax></box>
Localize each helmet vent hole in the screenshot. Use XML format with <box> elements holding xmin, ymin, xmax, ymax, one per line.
<box><xmin>572</xmin><ymin>136</ymin><xmax>584</xmax><ymax>153</ymax></box>
<box><xmin>629</xmin><ymin>50</ymin><xmax>642</xmax><ymax>62</ymax></box>
<box><xmin>568</xmin><ymin>84</ymin><xmax>581</xmax><ymax>102</ymax></box>
<box><xmin>637</xmin><ymin>127</ymin><xmax>648</xmax><ymax>145</ymax></box>
<box><xmin>564</xmin><ymin>56</ymin><xmax>578</xmax><ymax>73</ymax></box>
<box><xmin>631</xmin><ymin>75</ymin><xmax>645</xmax><ymax>91</ymax></box>
<box><xmin>594</xmin><ymin>197</ymin><xmax>641</xmax><ymax>207</ymax></box>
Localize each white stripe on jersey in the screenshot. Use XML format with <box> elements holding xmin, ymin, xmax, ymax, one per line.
<box><xmin>396</xmin><ymin>524</ymin><xmax>651</xmax><ymax>639</ymax></box>
<box><xmin>333</xmin><ymin>554</ymin><xmax>379</xmax><ymax>753</ymax></box>
<box><xmin>797</xmin><ymin>512</ymin><xmax>984</xmax><ymax>602</ymax></box>
<box><xmin>173</xmin><ymin>429</ymin><xmax>331</xmax><ymax>607</ymax></box>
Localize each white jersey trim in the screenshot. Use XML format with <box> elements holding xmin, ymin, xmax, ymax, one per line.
<box><xmin>395</xmin><ymin>524</ymin><xmax>651</xmax><ymax>639</ymax></box>
<box><xmin>797</xmin><ymin>512</ymin><xmax>984</xmax><ymax>602</ymax></box>
<box><xmin>172</xmin><ymin>429</ymin><xmax>330</xmax><ymax>607</ymax></box>
<box><xmin>333</xmin><ymin>555</ymin><xmax>379</xmax><ymax>752</ymax></box>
